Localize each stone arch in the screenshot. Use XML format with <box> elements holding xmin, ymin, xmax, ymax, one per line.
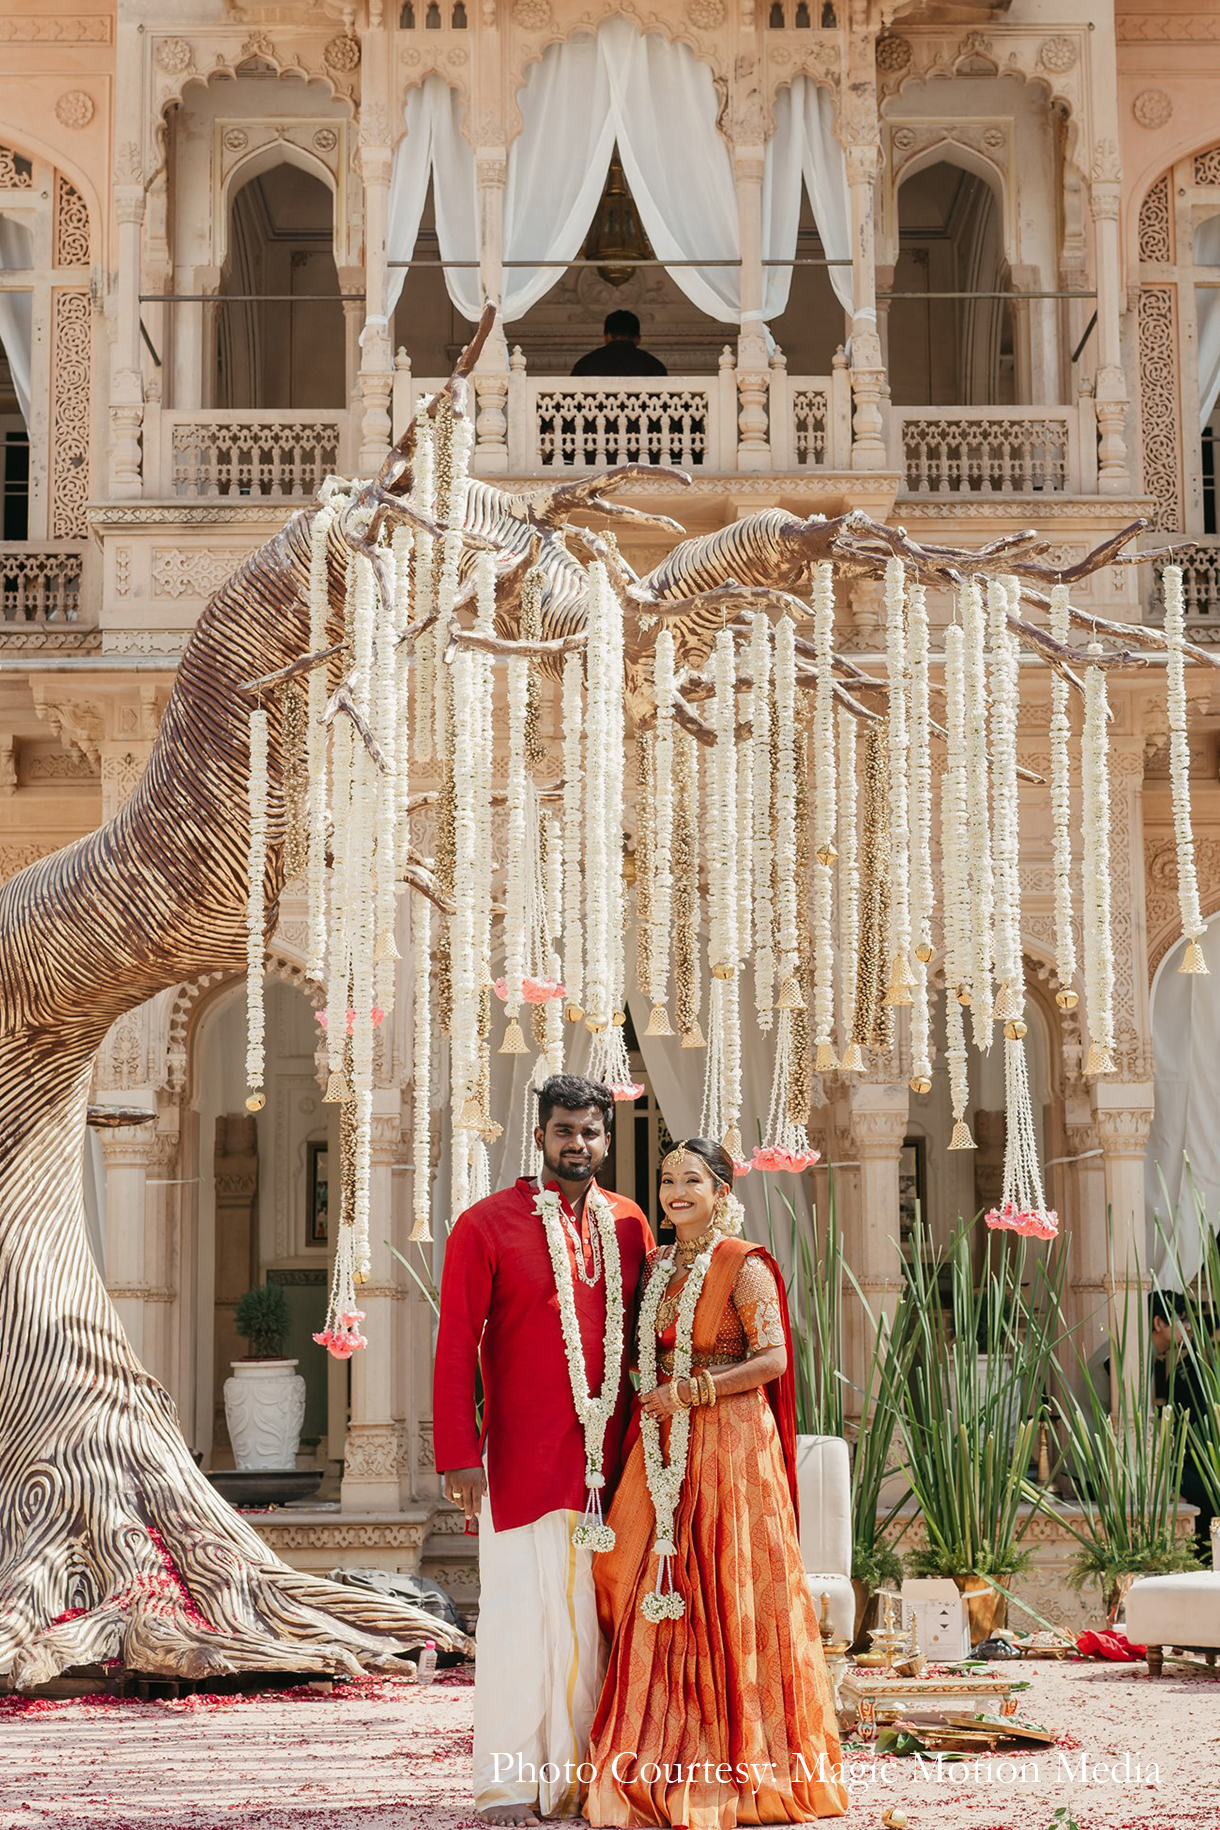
<box><xmin>217</xmin><ymin>139</ymin><xmax>340</xmax><ymax>271</ymax></box>
<box><xmin>164</xmin><ymin>949</ymin><xmax>323</xmax><ymax>1098</ymax></box>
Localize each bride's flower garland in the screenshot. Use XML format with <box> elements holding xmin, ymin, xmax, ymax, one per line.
<box><xmin>1081</xmin><ymin>648</ymin><xmax>1116</xmax><ymax>1075</ymax></box>
<box><xmin>883</xmin><ymin>560</ymin><xmax>913</xmax><ymax>1008</ymax></box>
<box><xmin>963</xmin><ymin>579</ymin><xmax>994</xmax><ymax>1048</ymax></box>
<box><xmin>941</xmin><ymin>621</ymin><xmax>974</xmax><ymax>1149</ymax></box>
<box><xmin>811</xmin><ymin>563</ymin><xmax>838</xmax><ymax>1073</ymax></box>
<box><xmin>535</xmin><ymin>1185</ymin><xmax>624</xmax><ymax>1550</ymax></box>
<box><xmin>646</xmin><ymin>630</ymin><xmax>677</xmax><ymax>1033</ymax></box>
<box><xmin>636</xmin><ymin>1240</ymin><xmax>716</xmax><ymax>1620</ymax></box>
<box><xmin>907</xmin><ymin>579</ymin><xmax>933</xmax><ymax>1091</ymax></box>
<box><xmin>748</xmin><ymin>614</ymin><xmax>776</xmax><ymax>1032</ymax></box>
<box><xmin>1164</xmin><ymin>564</ymin><xmax>1209</xmax><ymax>974</ymax></box>
<box><xmin>1048</xmin><ymin>584</ymin><xmax>1079</xmax><ymax>1010</ymax></box>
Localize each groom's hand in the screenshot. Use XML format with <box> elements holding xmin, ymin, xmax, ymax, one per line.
<box><xmin>444</xmin><ymin>1465</ymin><xmax>486</xmax><ymax>1520</ymax></box>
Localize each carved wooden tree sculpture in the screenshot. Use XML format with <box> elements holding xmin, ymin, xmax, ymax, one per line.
<box><xmin>0</xmin><ymin>306</ymin><xmax>1203</xmax><ymax>1687</ymax></box>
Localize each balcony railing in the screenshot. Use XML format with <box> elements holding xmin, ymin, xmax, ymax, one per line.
<box><xmin>1148</xmin><ymin>538</ymin><xmax>1220</xmax><ymax>632</ymax></box>
<box><xmin>144</xmin><ymin>407</ymin><xmax>350</xmax><ymax>499</ymax></box>
<box><xmin>0</xmin><ymin>542</ymin><xmax>86</xmax><ymax>624</ymax></box>
<box><xmin>893</xmin><ymin>406</ymin><xmax>1090</xmax><ymax>496</ymax></box>
<box><xmin>392</xmin><ymin>350</ymin><xmax>851</xmax><ymax>475</ymax></box>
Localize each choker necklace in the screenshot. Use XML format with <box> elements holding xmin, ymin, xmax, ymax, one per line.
<box><xmin>674</xmin><ymin>1227</ymin><xmax>717</xmax><ymax>1266</ymax></box>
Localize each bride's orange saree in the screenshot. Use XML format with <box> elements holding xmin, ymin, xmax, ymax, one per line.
<box><xmin>585</xmin><ymin>1238</ymin><xmax>848</xmax><ymax>1829</ymax></box>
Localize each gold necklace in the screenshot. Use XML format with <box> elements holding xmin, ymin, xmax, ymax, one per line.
<box><xmin>674</xmin><ymin>1227</ymin><xmax>717</xmax><ymax>1266</ymax></box>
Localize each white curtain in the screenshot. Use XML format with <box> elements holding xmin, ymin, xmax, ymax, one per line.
<box><xmin>763</xmin><ymin>77</ymin><xmax>854</xmax><ymax>319</ymax></box>
<box><xmin>387</xmin><ymin>28</ymin><xmax>853</xmax><ymax>330</ymax></box>
<box><xmin>1147</xmin><ymin>923</ymin><xmax>1220</xmax><ymax>1290</ymax></box>
<box><xmin>0</xmin><ymin>215</ymin><xmax>33</xmax><ymax>427</ymax></box>
<box><xmin>1196</xmin><ymin>213</ymin><xmax>1220</xmax><ymax>434</ymax></box>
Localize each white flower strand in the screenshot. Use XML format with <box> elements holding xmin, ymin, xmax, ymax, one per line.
<box><xmin>636</xmin><ymin>1241</ymin><xmax>715</xmax><ymax>1620</ymax></box>
<box><xmin>646</xmin><ymin>630</ymin><xmax>676</xmax><ymax>1032</ymax></box>
<box><xmin>501</xmin><ymin>631</ymin><xmax>530</xmax><ymax>1041</ymax></box>
<box><xmin>749</xmin><ymin>614</ymin><xmax>776</xmax><ymax>1032</ymax></box>
<box><xmin>988</xmin><ymin>578</ymin><xmax>1023</xmax><ymax>1021</ymax></box>
<box><xmin>408</xmin><ymin>897</ymin><xmax>433</xmax><ymax>1242</ymax></box>
<box><xmin>1081</xmin><ymin>650</ymin><xmax>1116</xmax><ymax>1074</ymax></box>
<box><xmin>708</xmin><ymin>629</ymin><xmax>740</xmax><ymax>978</ymax></box>
<box><xmin>963</xmin><ymin>579</ymin><xmax>994</xmax><ymax>1047</ymax></box>
<box><xmin>245</xmin><ymin>705</ymin><xmax>269</xmax><ymax>1097</ymax></box>
<box><xmin>836</xmin><ymin>707</ymin><xmax>862</xmax><ymax>1070</ymax></box>
<box><xmin>373</xmin><ymin>541</ymin><xmax>403</xmax><ymax>1013</ymax></box>
<box><xmin>410</xmin><ymin>413</ymin><xmax>437</xmax><ymax>764</ymax></box>
<box><xmin>305</xmin><ymin>499</ymin><xmax>340</xmax><ymax>980</ymax></box>
<box><xmin>883</xmin><ymin>560</ymin><xmax>913</xmax><ymax>1006</ymax></box>
<box><xmin>561</xmin><ymin>651</ymin><xmax>585</xmax><ymax>1019</ymax></box>
<box><xmin>907</xmin><ymin>579</ymin><xmax>933</xmax><ymax>1087</ymax></box>
<box><xmin>1048</xmin><ymin>584</ymin><xmax>1079</xmax><ymax>1003</ymax></box>
<box><xmin>392</xmin><ymin>524</ymin><xmax>415</xmax><ymax>878</ymax></box>
<box><xmin>1164</xmin><ymin>564</ymin><xmax>1208</xmax><ymax>973</ymax></box>
<box><xmin>543</xmin><ymin>815</ymin><xmax>566</xmax><ymax>1075</ymax></box>
<box><xmin>941</xmin><ymin>621</ymin><xmax>974</xmax><ymax>1148</ymax></box>
<box><xmin>811</xmin><ymin>563</ymin><xmax>837</xmax><ymax>1070</ymax></box>
<box><xmin>773</xmin><ymin>617</ymin><xmax>802</xmax><ymax>1009</ymax></box>
<box><xmin>536</xmin><ymin>1185</ymin><xmax>625</xmax><ymax>1550</ymax></box>
<box><xmin>583</xmin><ymin>563</ymin><xmax>618</xmax><ymax>1035</ymax></box>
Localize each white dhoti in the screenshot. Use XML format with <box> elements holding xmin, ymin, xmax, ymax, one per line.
<box><xmin>473</xmin><ymin>1502</ymin><xmax>605</xmax><ymax>1816</ymax></box>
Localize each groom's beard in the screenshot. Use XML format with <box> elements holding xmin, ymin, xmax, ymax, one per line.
<box><xmin>542</xmin><ymin>1144</ymin><xmax>598</xmax><ymax>1188</ymax></box>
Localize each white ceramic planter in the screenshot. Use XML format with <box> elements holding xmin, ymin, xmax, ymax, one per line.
<box><xmin>223</xmin><ymin>1359</ymin><xmax>306</xmax><ymax>1471</ymax></box>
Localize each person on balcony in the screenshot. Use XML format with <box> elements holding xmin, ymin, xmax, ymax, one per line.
<box><xmin>572</xmin><ymin>310</ymin><xmax>668</xmax><ymax>378</ymax></box>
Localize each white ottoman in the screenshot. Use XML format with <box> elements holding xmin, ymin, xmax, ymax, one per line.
<box><xmin>1125</xmin><ymin>1571</ymin><xmax>1220</xmax><ymax>1676</ymax></box>
<box><xmin>795</xmin><ymin>1435</ymin><xmax>856</xmax><ymax>1645</ymax></box>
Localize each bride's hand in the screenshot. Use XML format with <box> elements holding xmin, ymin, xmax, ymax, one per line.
<box><xmin>639</xmin><ymin>1380</ymin><xmax>683</xmax><ymax>1420</ymax></box>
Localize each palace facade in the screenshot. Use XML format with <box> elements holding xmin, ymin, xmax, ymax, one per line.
<box><xmin>2</xmin><ymin>0</ymin><xmax>1219</xmax><ymax>1610</ymax></box>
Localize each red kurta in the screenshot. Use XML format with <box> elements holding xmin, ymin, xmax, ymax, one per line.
<box><xmin>433</xmin><ymin>1176</ymin><xmax>653</xmax><ymax>1533</ymax></box>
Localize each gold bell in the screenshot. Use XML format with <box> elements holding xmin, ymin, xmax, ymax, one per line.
<box><xmin>775</xmin><ymin>975</ymin><xmax>805</xmax><ymax>1011</ymax></box>
<box><xmin>564</xmin><ymin>1001</ymin><xmax>585</xmax><ymax>1024</ymax></box>
<box><xmin>909</xmin><ymin>1073</ymin><xmax>932</xmax><ymax>1096</ymax></box>
<box><xmin>1055</xmin><ymin>986</ymin><xmax>1079</xmax><ymax>1010</ymax></box>
<box><xmin>1180</xmin><ymin>938</ymin><xmax>1209</xmax><ymax>975</ymax></box>
<box><xmin>612</xmin><ymin>1010</ymin><xmax>627</xmax><ymax>1026</ymax></box>
<box><xmin>948</xmin><ymin>1119</ymin><xmax>976</xmax><ymax>1151</ymax></box>
<box><xmin>815</xmin><ymin>841</ymin><xmax>838</xmax><ymax>868</ymax></box>
<box><xmin>1003</xmin><ymin>1019</ymin><xmax>1028</xmax><ymax>1042</ymax></box>
<box><xmin>814</xmin><ymin>1041</ymin><xmax>839</xmax><ymax>1072</ymax></box>
<box><xmin>323</xmin><ymin>1070</ymin><xmax>349</xmax><ymax>1104</ymax></box>
<box><xmin>957</xmin><ymin>986</ymin><xmax>972</xmax><ymax>1008</ymax></box>
<box><xmin>722</xmin><ymin>1124</ymin><xmax>743</xmax><ymax>1160</ymax></box>
<box><xmin>245</xmin><ymin>1091</ymin><xmax>266</xmax><ymax>1113</ymax></box>
<box><xmin>644</xmin><ymin>1004</ymin><xmax>674</xmax><ymax>1037</ymax></box>
<box><xmin>1085</xmin><ymin>1042</ymin><xmax>1115</xmax><ymax>1075</ymax></box>
<box><xmin>839</xmin><ymin>1042</ymin><xmax>865</xmax><ymax>1072</ymax></box>
<box><xmin>680</xmin><ymin>1023</ymin><xmax>706</xmax><ymax>1049</ymax></box>
<box><xmin>374</xmin><ymin>929</ymin><xmax>400</xmax><ymax>963</ymax></box>
<box><xmin>915</xmin><ymin>941</ymin><xmax>935</xmax><ymax>964</ymax></box>
<box><xmin>993</xmin><ymin>982</ymin><xmax>1018</xmax><ymax>1020</ymax></box>
<box><xmin>499</xmin><ymin>1017</ymin><xmax>530</xmax><ymax>1055</ymax></box>
<box><xmin>711</xmin><ymin>962</ymin><xmax>735</xmax><ymax>982</ymax></box>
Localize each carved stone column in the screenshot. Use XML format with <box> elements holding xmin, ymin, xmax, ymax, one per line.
<box><xmin>734</xmin><ymin>145</ymin><xmax>771</xmax><ymax>472</ymax></box>
<box><xmin>1089</xmin><ymin>149</ymin><xmax>1131</xmax><ymax>495</ymax></box>
<box><xmin>1060</xmin><ymin>1111</ymin><xmax>1108</xmax><ymax>1403</ymax></box>
<box><xmin>212</xmin><ymin>1114</ymin><xmax>259</xmax><ymax>1460</ymax></box>
<box><xmin>99</xmin><ymin>1126</ymin><xmax>162</xmax><ymax>1376</ymax></box>
<box><xmin>836</xmin><ymin>1079</ymin><xmax>910</xmax><ymax>1415</ymax></box>
<box><xmin>109</xmin><ymin>144</ymin><xmax>145</xmax><ymax>499</ymax></box>
<box><xmin>342</xmin><ymin>1101</ymin><xmax>411</xmax><ymax>1511</ymax></box>
<box><xmin>1093</xmin><ymin>1092</ymin><xmax>1155</xmax><ymax>1410</ymax></box>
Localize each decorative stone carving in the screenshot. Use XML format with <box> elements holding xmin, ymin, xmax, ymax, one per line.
<box><xmin>51</xmin><ymin>290</ymin><xmax>90</xmax><ymax>540</ymax></box>
<box><xmin>344</xmin><ymin>1423</ymin><xmax>409</xmax><ymax>1483</ymax></box>
<box><xmin>223</xmin><ymin>127</ymin><xmax>249</xmax><ymax>153</ymax></box>
<box><xmin>55</xmin><ymin>91</ymin><xmax>95</xmax><ymax>129</ymax></box>
<box><xmin>0</xmin><ymin>16</ymin><xmax>111</xmax><ymax>41</ymax></box>
<box><xmin>1091</xmin><ymin>139</ymin><xmax>1122</xmax><ymax>185</ymax></box>
<box><xmin>223</xmin><ymin>1361</ymin><xmax>307</xmax><ymax>1472</ymax></box>
<box><xmin>0</xmin><ymin>145</ymin><xmax>33</xmax><ymax>188</ymax></box>
<box><xmin>154</xmin><ymin>37</ymin><xmax>194</xmax><ymax>75</ymax></box>
<box><xmin>0</xmin><ymin>845</ymin><xmax>50</xmax><ymax>883</ymax></box>
<box><xmin>687</xmin><ymin>0</ymin><xmax>726</xmax><ymax>26</ymax></box>
<box><xmin>1194</xmin><ymin>146</ymin><xmax>1220</xmax><ymax>188</ymax></box>
<box><xmin>512</xmin><ymin>0</ymin><xmax>550</xmax><ymax>27</ymax></box>
<box><xmin>324</xmin><ymin>33</ymin><xmax>361</xmax><ymax>71</ymax></box>
<box><xmin>1133</xmin><ymin>90</ymin><xmax>1172</xmax><ymax>130</ymax></box>
<box><xmin>1137</xmin><ymin>287</ymin><xmax>1182</xmax><ymax>532</ymax></box>
<box><xmin>152</xmin><ymin>548</ymin><xmax>244</xmax><ymax>601</ymax></box>
<box><xmin>1138</xmin><ymin>174</ymin><xmax>1172</xmax><ymax>265</ymax></box>
<box><xmin>1038</xmin><ymin>35</ymin><xmax>1077</xmax><ymax>72</ymax></box>
<box><xmin>875</xmin><ymin>34</ymin><xmax>911</xmax><ymax>71</ymax></box>
<box><xmin>101</xmin><ymin>750</ymin><xmax>146</xmax><ymax>814</ymax></box>
<box><xmin>54</xmin><ymin>176</ymin><xmax>90</xmax><ymax>268</ymax></box>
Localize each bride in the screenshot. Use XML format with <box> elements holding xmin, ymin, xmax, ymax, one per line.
<box><xmin>585</xmin><ymin>1139</ymin><xmax>848</xmax><ymax>1829</ymax></box>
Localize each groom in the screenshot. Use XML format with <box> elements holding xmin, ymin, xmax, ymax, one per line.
<box><xmin>433</xmin><ymin>1073</ymin><xmax>653</xmax><ymax>1825</ymax></box>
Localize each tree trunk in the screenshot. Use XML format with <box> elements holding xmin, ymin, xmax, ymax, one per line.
<box><xmin>0</xmin><ymin>513</ymin><xmax>470</xmax><ymax>1687</ymax></box>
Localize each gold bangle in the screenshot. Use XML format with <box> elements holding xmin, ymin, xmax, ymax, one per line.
<box><xmin>701</xmin><ymin>1369</ymin><xmax>718</xmax><ymax>1408</ymax></box>
<box><xmin>675</xmin><ymin>1377</ymin><xmax>693</xmax><ymax>1410</ymax></box>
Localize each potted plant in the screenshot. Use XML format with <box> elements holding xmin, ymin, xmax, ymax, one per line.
<box><xmin>882</xmin><ymin>1221</ymin><xmax>1064</xmax><ymax>1646</ymax></box>
<box><xmin>223</xmin><ymin>1283</ymin><xmax>306</xmax><ymax>1472</ymax></box>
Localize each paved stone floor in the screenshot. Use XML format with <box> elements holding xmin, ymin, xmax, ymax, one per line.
<box><xmin>0</xmin><ymin>1660</ymin><xmax>1217</xmax><ymax>1830</ymax></box>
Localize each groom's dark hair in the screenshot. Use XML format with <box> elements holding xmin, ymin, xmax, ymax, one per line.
<box><xmin>536</xmin><ymin>1073</ymin><xmax>614</xmax><ymax>1132</ymax></box>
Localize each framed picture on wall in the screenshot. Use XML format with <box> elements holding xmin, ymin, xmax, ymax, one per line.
<box><xmin>898</xmin><ymin>1135</ymin><xmax>927</xmax><ymax>1257</ymax></box>
<box><xmin>307</xmin><ymin>1138</ymin><xmax>329</xmax><ymax>1247</ymax></box>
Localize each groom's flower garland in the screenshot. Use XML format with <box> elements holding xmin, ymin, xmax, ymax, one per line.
<box><xmin>636</xmin><ymin>1240</ymin><xmax>716</xmax><ymax>1621</ymax></box>
<box><xmin>536</xmin><ymin>1186</ymin><xmax>624</xmax><ymax>1551</ymax></box>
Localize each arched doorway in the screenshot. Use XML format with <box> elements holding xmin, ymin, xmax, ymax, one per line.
<box><xmin>886</xmin><ymin>158</ymin><xmax>1015</xmax><ymax>408</ymax></box>
<box><xmin>215</xmin><ymin>161</ymin><xmax>345</xmax><ymax>410</ymax></box>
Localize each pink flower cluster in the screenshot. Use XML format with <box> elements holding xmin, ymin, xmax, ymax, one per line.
<box><xmin>315</xmin><ymin>1007</ymin><xmax>386</xmax><ymax>1033</ymax></box>
<box><xmin>751</xmin><ymin>1145</ymin><xmax>821</xmax><ymax>1173</ymax></box>
<box><xmin>313</xmin><ymin>1310</ymin><xmax>368</xmax><ymax>1359</ymax></box>
<box><xmin>492</xmin><ymin>976</ymin><xmax>566</xmax><ymax>1004</ymax></box>
<box><xmin>608</xmin><ymin>1080</ymin><xmax>646</xmax><ymax>1103</ymax></box>
<box><xmin>985</xmin><ymin>1202</ymin><xmax>1060</xmax><ymax>1240</ymax></box>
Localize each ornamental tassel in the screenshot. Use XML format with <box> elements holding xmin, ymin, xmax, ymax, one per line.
<box><xmin>573</xmin><ymin>1473</ymin><xmax>613</xmax><ymax>1553</ymax></box>
<box><xmin>408</xmin><ymin>897</ymin><xmax>433</xmax><ymax>1244</ymax></box>
<box><xmin>883</xmin><ymin>560</ymin><xmax>914</xmax><ymax>1007</ymax></box>
<box><xmin>985</xmin><ymin>1035</ymin><xmax>1059</xmax><ymax>1240</ymax></box>
<box><xmin>1164</xmin><ymin>564</ymin><xmax>1210</xmax><ymax>974</ymax></box>
<box><xmin>245</xmin><ymin>703</ymin><xmax>269</xmax><ymax>1111</ymax></box>
<box><xmin>754</xmin><ymin>1006</ymin><xmax>821</xmax><ymax>1172</ymax></box>
<box><xmin>1081</xmin><ymin>648</ymin><xmax>1116</xmax><ymax>1076</ymax></box>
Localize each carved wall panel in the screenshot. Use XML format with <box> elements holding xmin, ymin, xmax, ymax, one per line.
<box><xmin>1137</xmin><ymin>286</ymin><xmax>1182</xmax><ymax>531</ymax></box>
<box><xmin>0</xmin><ymin>145</ymin><xmax>33</xmax><ymax>188</ymax></box>
<box><xmin>54</xmin><ymin>175</ymin><xmax>91</xmax><ymax>268</ymax></box>
<box><xmin>1137</xmin><ymin>173</ymin><xmax>1172</xmax><ymax>265</ymax></box>
<box><xmin>50</xmin><ymin>290</ymin><xmax>91</xmax><ymax>540</ymax></box>
<box><xmin>1193</xmin><ymin>146</ymin><xmax>1220</xmax><ymax>189</ymax></box>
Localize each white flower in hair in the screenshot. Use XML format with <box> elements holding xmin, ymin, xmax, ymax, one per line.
<box><xmin>714</xmin><ymin>1191</ymin><xmax>746</xmax><ymax>1237</ymax></box>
